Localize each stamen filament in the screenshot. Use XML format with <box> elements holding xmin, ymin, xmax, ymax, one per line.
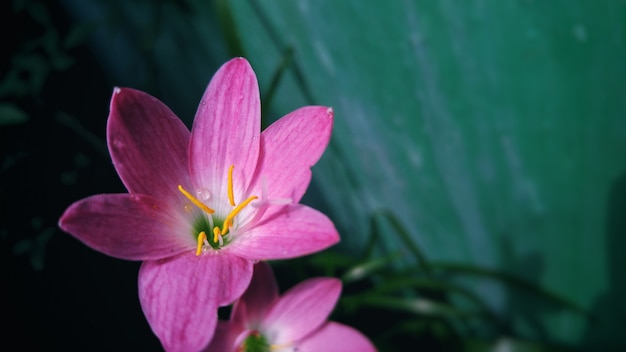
<box><xmin>227</xmin><ymin>164</ymin><xmax>235</xmax><ymax>206</ymax></box>
<box><xmin>221</xmin><ymin>195</ymin><xmax>258</xmax><ymax>234</ymax></box>
<box><xmin>178</xmin><ymin>185</ymin><xmax>215</xmax><ymax>214</ymax></box>
<box><xmin>196</xmin><ymin>231</ymin><xmax>207</xmax><ymax>256</ymax></box>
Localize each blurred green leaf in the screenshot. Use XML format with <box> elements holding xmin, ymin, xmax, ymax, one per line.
<box><xmin>63</xmin><ymin>22</ymin><xmax>96</xmax><ymax>49</ymax></box>
<box><xmin>343</xmin><ymin>294</ymin><xmax>484</xmax><ymax>320</ymax></box>
<box><xmin>0</xmin><ymin>102</ymin><xmax>29</xmax><ymax>125</ymax></box>
<box><xmin>13</xmin><ymin>227</ymin><xmax>55</xmax><ymax>271</ymax></box>
<box><xmin>341</xmin><ymin>250</ymin><xmax>404</xmax><ymax>283</ymax></box>
<box><xmin>227</xmin><ymin>0</ymin><xmax>626</xmax><ymax>348</ymax></box>
<box><xmin>430</xmin><ymin>262</ymin><xmax>592</xmax><ymax>319</ymax></box>
<box><xmin>464</xmin><ymin>336</ymin><xmax>577</xmax><ymax>352</ymax></box>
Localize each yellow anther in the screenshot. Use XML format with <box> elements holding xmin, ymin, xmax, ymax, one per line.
<box><xmin>178</xmin><ymin>185</ymin><xmax>215</xmax><ymax>214</ymax></box>
<box><xmin>213</xmin><ymin>227</ymin><xmax>221</xmax><ymax>244</ymax></box>
<box><xmin>221</xmin><ymin>195</ymin><xmax>258</xmax><ymax>234</ymax></box>
<box><xmin>227</xmin><ymin>164</ymin><xmax>235</xmax><ymax>206</ymax></box>
<box><xmin>270</xmin><ymin>342</ymin><xmax>292</xmax><ymax>350</ymax></box>
<box><xmin>196</xmin><ymin>231</ymin><xmax>207</xmax><ymax>256</ymax></box>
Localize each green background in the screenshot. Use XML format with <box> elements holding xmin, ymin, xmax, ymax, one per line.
<box><xmin>225</xmin><ymin>1</ymin><xmax>626</xmax><ymax>347</ymax></box>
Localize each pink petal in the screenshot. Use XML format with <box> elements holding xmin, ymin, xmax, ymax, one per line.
<box><xmin>58</xmin><ymin>194</ymin><xmax>192</xmax><ymax>260</ymax></box>
<box><xmin>107</xmin><ymin>87</ymin><xmax>191</xmax><ymax>202</ymax></box>
<box><xmin>202</xmin><ymin>321</ymin><xmax>241</xmax><ymax>352</ymax></box>
<box><xmin>297</xmin><ymin>322</ymin><xmax>377</xmax><ymax>352</ymax></box>
<box><xmin>189</xmin><ymin>58</ymin><xmax>261</xmax><ymax>204</ymax></box>
<box><xmin>232</xmin><ymin>261</ymin><xmax>279</xmax><ymax>326</ymax></box>
<box><xmin>138</xmin><ymin>253</ymin><xmax>253</xmax><ymax>352</ymax></box>
<box><xmin>248</xmin><ymin>106</ymin><xmax>333</xmax><ymax>202</ymax></box>
<box><xmin>263</xmin><ymin>278</ymin><xmax>341</xmax><ymax>344</ymax></box>
<box><xmin>228</xmin><ymin>205</ymin><xmax>340</xmax><ymax>260</ymax></box>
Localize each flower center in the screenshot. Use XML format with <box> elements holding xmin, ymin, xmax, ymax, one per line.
<box><xmin>178</xmin><ymin>164</ymin><xmax>258</xmax><ymax>255</ymax></box>
<box><xmin>240</xmin><ymin>331</ymin><xmax>270</xmax><ymax>352</ymax></box>
<box><xmin>239</xmin><ymin>331</ymin><xmax>294</xmax><ymax>352</ymax></box>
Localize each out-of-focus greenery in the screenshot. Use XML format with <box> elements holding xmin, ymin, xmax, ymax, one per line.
<box><xmin>3</xmin><ymin>0</ymin><xmax>625</xmax><ymax>351</ymax></box>
<box><xmin>224</xmin><ymin>1</ymin><xmax>626</xmax><ymax>350</ymax></box>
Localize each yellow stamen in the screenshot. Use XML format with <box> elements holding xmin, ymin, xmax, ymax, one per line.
<box><xmin>270</xmin><ymin>342</ymin><xmax>292</xmax><ymax>350</ymax></box>
<box><xmin>221</xmin><ymin>195</ymin><xmax>258</xmax><ymax>234</ymax></box>
<box><xmin>178</xmin><ymin>185</ymin><xmax>215</xmax><ymax>214</ymax></box>
<box><xmin>196</xmin><ymin>231</ymin><xmax>207</xmax><ymax>256</ymax></box>
<box><xmin>180</xmin><ymin>166</ymin><xmax>258</xmax><ymax>253</ymax></box>
<box><xmin>227</xmin><ymin>164</ymin><xmax>235</xmax><ymax>206</ymax></box>
<box><xmin>213</xmin><ymin>227</ymin><xmax>221</xmax><ymax>244</ymax></box>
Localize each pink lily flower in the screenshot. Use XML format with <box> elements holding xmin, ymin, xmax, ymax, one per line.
<box><xmin>205</xmin><ymin>261</ymin><xmax>377</xmax><ymax>352</ymax></box>
<box><xmin>58</xmin><ymin>57</ymin><xmax>339</xmax><ymax>352</ymax></box>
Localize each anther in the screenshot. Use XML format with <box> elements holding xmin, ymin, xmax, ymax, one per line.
<box><xmin>196</xmin><ymin>231</ymin><xmax>207</xmax><ymax>256</ymax></box>
<box><xmin>178</xmin><ymin>185</ymin><xmax>215</xmax><ymax>214</ymax></box>
<box><xmin>221</xmin><ymin>195</ymin><xmax>258</xmax><ymax>234</ymax></box>
<box><xmin>270</xmin><ymin>341</ymin><xmax>292</xmax><ymax>350</ymax></box>
<box><xmin>213</xmin><ymin>227</ymin><xmax>221</xmax><ymax>244</ymax></box>
<box><xmin>227</xmin><ymin>164</ymin><xmax>235</xmax><ymax>206</ymax></box>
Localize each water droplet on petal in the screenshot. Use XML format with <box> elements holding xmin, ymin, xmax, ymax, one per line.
<box><xmin>112</xmin><ymin>139</ymin><xmax>124</xmax><ymax>147</ymax></box>
<box><xmin>183</xmin><ymin>204</ymin><xmax>193</xmax><ymax>213</ymax></box>
<box><xmin>196</xmin><ymin>188</ymin><xmax>212</xmax><ymax>201</ymax></box>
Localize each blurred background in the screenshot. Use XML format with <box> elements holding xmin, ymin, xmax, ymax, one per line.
<box><xmin>2</xmin><ymin>0</ymin><xmax>625</xmax><ymax>351</ymax></box>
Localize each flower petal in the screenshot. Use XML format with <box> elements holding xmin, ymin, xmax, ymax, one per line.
<box><xmin>202</xmin><ymin>321</ymin><xmax>241</xmax><ymax>352</ymax></box>
<box><xmin>228</xmin><ymin>204</ymin><xmax>340</xmax><ymax>260</ymax></box>
<box><xmin>262</xmin><ymin>277</ymin><xmax>341</xmax><ymax>344</ymax></box>
<box><xmin>232</xmin><ymin>261</ymin><xmax>279</xmax><ymax>326</ymax></box>
<box><xmin>107</xmin><ymin>87</ymin><xmax>191</xmax><ymax>202</ymax></box>
<box><xmin>189</xmin><ymin>58</ymin><xmax>261</xmax><ymax>208</ymax></box>
<box><xmin>297</xmin><ymin>322</ymin><xmax>377</xmax><ymax>352</ymax></box>
<box><xmin>138</xmin><ymin>253</ymin><xmax>253</xmax><ymax>352</ymax></box>
<box><xmin>58</xmin><ymin>194</ymin><xmax>192</xmax><ymax>260</ymax></box>
<box><xmin>249</xmin><ymin>106</ymin><xmax>333</xmax><ymax>202</ymax></box>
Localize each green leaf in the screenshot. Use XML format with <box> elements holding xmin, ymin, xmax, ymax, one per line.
<box><xmin>343</xmin><ymin>293</ymin><xmax>483</xmax><ymax>320</ymax></box>
<box><xmin>0</xmin><ymin>103</ymin><xmax>29</xmax><ymax>125</ymax></box>
<box><xmin>63</xmin><ymin>22</ymin><xmax>96</xmax><ymax>49</ymax></box>
<box><xmin>227</xmin><ymin>0</ymin><xmax>626</xmax><ymax>348</ymax></box>
<box><xmin>429</xmin><ymin>262</ymin><xmax>592</xmax><ymax>319</ymax></box>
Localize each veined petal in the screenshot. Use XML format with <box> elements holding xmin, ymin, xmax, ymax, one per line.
<box><xmin>139</xmin><ymin>254</ymin><xmax>253</xmax><ymax>352</ymax></box>
<box><xmin>249</xmin><ymin>106</ymin><xmax>333</xmax><ymax>202</ymax></box>
<box><xmin>189</xmin><ymin>58</ymin><xmax>261</xmax><ymax>208</ymax></box>
<box><xmin>232</xmin><ymin>261</ymin><xmax>279</xmax><ymax>326</ymax></box>
<box><xmin>228</xmin><ymin>205</ymin><xmax>339</xmax><ymax>260</ymax></box>
<box><xmin>263</xmin><ymin>278</ymin><xmax>341</xmax><ymax>344</ymax></box>
<box><xmin>58</xmin><ymin>194</ymin><xmax>192</xmax><ymax>260</ymax></box>
<box><xmin>202</xmin><ymin>321</ymin><xmax>241</xmax><ymax>352</ymax></box>
<box><xmin>107</xmin><ymin>87</ymin><xmax>191</xmax><ymax>202</ymax></box>
<box><xmin>297</xmin><ymin>322</ymin><xmax>377</xmax><ymax>352</ymax></box>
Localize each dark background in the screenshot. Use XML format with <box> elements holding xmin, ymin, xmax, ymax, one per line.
<box><xmin>1</xmin><ymin>1</ymin><xmax>165</xmax><ymax>350</ymax></box>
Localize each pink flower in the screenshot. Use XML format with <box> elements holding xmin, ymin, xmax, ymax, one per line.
<box><xmin>205</xmin><ymin>261</ymin><xmax>377</xmax><ymax>352</ymax></box>
<box><xmin>58</xmin><ymin>57</ymin><xmax>339</xmax><ymax>352</ymax></box>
